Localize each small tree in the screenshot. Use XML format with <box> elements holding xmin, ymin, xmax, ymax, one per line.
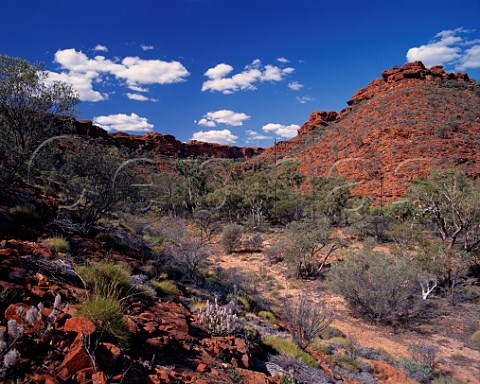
<box><xmin>220</xmin><ymin>224</ymin><xmax>243</xmax><ymax>253</ymax></box>
<box><xmin>284</xmin><ymin>217</ymin><xmax>340</xmax><ymax>279</ymax></box>
<box><xmin>0</xmin><ymin>54</ymin><xmax>79</xmax><ymax>185</ymax></box>
<box><xmin>409</xmin><ymin>170</ymin><xmax>480</xmax><ymax>303</ymax></box>
<box><xmin>283</xmin><ymin>294</ymin><xmax>333</xmax><ymax>350</ymax></box>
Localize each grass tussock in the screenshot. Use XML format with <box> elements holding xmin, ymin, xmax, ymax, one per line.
<box><xmin>43</xmin><ymin>236</ymin><xmax>71</xmax><ymax>252</ymax></box>
<box><xmin>77</xmin><ymin>296</ymin><xmax>130</xmax><ymax>348</ymax></box>
<box><xmin>76</xmin><ymin>263</ymin><xmax>133</xmax><ymax>300</ymax></box>
<box><xmin>262</xmin><ymin>336</ymin><xmax>318</xmax><ymax>368</ymax></box>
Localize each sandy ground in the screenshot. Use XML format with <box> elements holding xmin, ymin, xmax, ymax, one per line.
<box><xmin>206</xmin><ymin>240</ymin><xmax>480</xmax><ymax>383</ymax></box>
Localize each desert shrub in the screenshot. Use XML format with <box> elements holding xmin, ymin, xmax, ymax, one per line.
<box><xmin>318</xmin><ymin>326</ymin><xmax>345</xmax><ymax>340</ymax></box>
<box><xmin>262</xmin><ymin>336</ymin><xmax>318</xmax><ymax>368</ymax></box>
<box><xmin>283</xmin><ymin>295</ymin><xmax>333</xmax><ymax>349</ymax></box>
<box><xmin>194</xmin><ymin>209</ymin><xmax>216</xmax><ymax>241</ymax></box>
<box><xmin>10</xmin><ymin>205</ymin><xmax>42</xmax><ymax>229</ymax></box>
<box><xmin>169</xmin><ymin>237</ymin><xmax>208</xmax><ymax>280</ymax></box>
<box><xmin>264</xmin><ymin>243</ymin><xmax>285</xmax><ymax>263</ymax></box>
<box><xmin>245</xmin><ymin>233</ymin><xmax>263</xmax><ymax>252</ymax></box>
<box><xmin>77</xmin><ymin>296</ymin><xmax>130</xmax><ymax>348</ymax></box>
<box><xmin>327</xmin><ymin>250</ymin><xmax>423</xmax><ymax>325</ymax></box>
<box><xmin>198</xmin><ymin>297</ymin><xmax>241</xmax><ymax>336</ymax></box>
<box><xmin>470</xmin><ymin>330</ymin><xmax>480</xmax><ymax>347</ymax></box>
<box><xmin>150</xmin><ymin>280</ymin><xmax>181</xmax><ymax>298</ymax></box>
<box><xmin>400</xmin><ymin>358</ymin><xmax>434</xmax><ymax>383</ymax></box>
<box><xmin>220</xmin><ymin>224</ymin><xmax>243</xmax><ymax>253</ymax></box>
<box><xmin>76</xmin><ymin>263</ymin><xmax>133</xmax><ymax>300</ymax></box>
<box><xmin>43</xmin><ymin>237</ymin><xmax>70</xmax><ymax>252</ymax></box>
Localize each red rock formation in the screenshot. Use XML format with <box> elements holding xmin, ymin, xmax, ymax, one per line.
<box><xmin>257</xmin><ymin>62</ymin><xmax>480</xmax><ymax>202</ymax></box>
<box><xmin>74</xmin><ymin>120</ymin><xmax>263</xmax><ymax>160</ymax></box>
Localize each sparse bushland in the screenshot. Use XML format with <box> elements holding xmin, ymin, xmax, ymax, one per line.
<box><xmin>327</xmin><ymin>250</ymin><xmax>424</xmax><ymax>325</ymax></box>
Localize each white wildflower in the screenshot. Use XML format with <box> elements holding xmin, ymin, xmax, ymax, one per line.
<box><xmin>25</xmin><ymin>306</ymin><xmax>39</xmax><ymax>325</ymax></box>
<box><xmin>3</xmin><ymin>350</ymin><xmax>20</xmax><ymax>368</ymax></box>
<box><xmin>7</xmin><ymin>319</ymin><xmax>24</xmax><ymax>341</ymax></box>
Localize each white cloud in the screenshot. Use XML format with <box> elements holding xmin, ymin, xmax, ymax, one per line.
<box><xmin>126</xmin><ymin>93</ymin><xmax>158</xmax><ymax>102</ymax></box>
<box><xmin>94</xmin><ymin>44</ymin><xmax>109</xmax><ymax>52</ymax></box>
<box><xmin>202</xmin><ymin>59</ymin><xmax>295</xmax><ymax>94</ymax></box>
<box><xmin>406</xmin><ymin>28</ymin><xmax>480</xmax><ymax>69</ymax></box>
<box><xmin>277</xmin><ymin>57</ymin><xmax>289</xmax><ymax>63</ymax></box>
<box><xmin>191</xmin><ymin>129</ymin><xmax>238</xmax><ymax>144</ymax></box>
<box><xmin>128</xmin><ymin>85</ymin><xmax>149</xmax><ymax>92</ymax></box>
<box><xmin>296</xmin><ymin>96</ymin><xmax>314</xmax><ymax>104</ymax></box>
<box><xmin>246</xmin><ymin>130</ymin><xmax>270</xmax><ymax>140</ymax></box>
<box><xmin>458</xmin><ymin>45</ymin><xmax>480</xmax><ymax>69</ymax></box>
<box><xmin>47</xmin><ymin>48</ymin><xmax>189</xmax><ymax>102</ymax></box>
<box><xmin>93</xmin><ymin>113</ymin><xmax>154</xmax><ymax>133</ymax></box>
<box><xmin>197</xmin><ymin>110</ymin><xmax>250</xmax><ymax>127</ymax></box>
<box><xmin>288</xmin><ymin>81</ymin><xmax>303</xmax><ymax>91</ymax></box>
<box><xmin>262</xmin><ymin>123</ymin><xmax>300</xmax><ymax>139</ymax></box>
<box><xmin>45</xmin><ymin>70</ymin><xmax>106</xmax><ymax>102</ymax></box>
<box><xmin>141</xmin><ymin>44</ymin><xmax>154</xmax><ymax>51</ymax></box>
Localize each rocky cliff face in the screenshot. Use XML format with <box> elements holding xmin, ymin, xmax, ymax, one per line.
<box><xmin>258</xmin><ymin>62</ymin><xmax>480</xmax><ymax>202</ymax></box>
<box><xmin>75</xmin><ymin>120</ymin><xmax>263</xmax><ymax>160</ymax></box>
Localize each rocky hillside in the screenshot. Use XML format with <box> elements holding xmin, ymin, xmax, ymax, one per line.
<box><xmin>257</xmin><ymin>61</ymin><xmax>480</xmax><ymax>202</ymax></box>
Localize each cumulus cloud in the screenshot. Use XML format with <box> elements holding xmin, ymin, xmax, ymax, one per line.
<box><xmin>47</xmin><ymin>48</ymin><xmax>189</xmax><ymax>102</ymax></box>
<box><xmin>191</xmin><ymin>129</ymin><xmax>238</xmax><ymax>144</ymax></box>
<box><xmin>262</xmin><ymin>123</ymin><xmax>300</xmax><ymax>139</ymax></box>
<box><xmin>45</xmin><ymin>70</ymin><xmax>106</xmax><ymax>102</ymax></box>
<box><xmin>288</xmin><ymin>81</ymin><xmax>303</xmax><ymax>91</ymax></box>
<box><xmin>246</xmin><ymin>130</ymin><xmax>270</xmax><ymax>141</ymax></box>
<box><xmin>202</xmin><ymin>59</ymin><xmax>295</xmax><ymax>94</ymax></box>
<box><xmin>197</xmin><ymin>110</ymin><xmax>250</xmax><ymax>127</ymax></box>
<box><xmin>94</xmin><ymin>44</ymin><xmax>109</xmax><ymax>52</ymax></box>
<box><xmin>141</xmin><ymin>44</ymin><xmax>154</xmax><ymax>51</ymax></box>
<box><xmin>296</xmin><ymin>96</ymin><xmax>314</xmax><ymax>104</ymax></box>
<box><xmin>277</xmin><ymin>57</ymin><xmax>289</xmax><ymax>63</ymax></box>
<box><xmin>406</xmin><ymin>28</ymin><xmax>480</xmax><ymax>69</ymax></box>
<box><xmin>93</xmin><ymin>113</ymin><xmax>154</xmax><ymax>133</ymax></box>
<box><xmin>126</xmin><ymin>93</ymin><xmax>158</xmax><ymax>102</ymax></box>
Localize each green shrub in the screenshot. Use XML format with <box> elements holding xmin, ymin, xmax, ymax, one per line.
<box><xmin>43</xmin><ymin>237</ymin><xmax>71</xmax><ymax>252</ymax></box>
<box><xmin>310</xmin><ymin>338</ymin><xmax>330</xmax><ymax>355</ymax></box>
<box><xmin>470</xmin><ymin>330</ymin><xmax>480</xmax><ymax>347</ymax></box>
<box><xmin>76</xmin><ymin>263</ymin><xmax>133</xmax><ymax>300</ymax></box>
<box><xmin>220</xmin><ymin>224</ymin><xmax>243</xmax><ymax>253</ymax></box>
<box><xmin>10</xmin><ymin>205</ymin><xmax>42</xmax><ymax>228</ymax></box>
<box><xmin>77</xmin><ymin>296</ymin><xmax>130</xmax><ymax>348</ymax></box>
<box><xmin>327</xmin><ymin>251</ymin><xmax>423</xmax><ymax>324</ymax></box>
<box><xmin>150</xmin><ymin>280</ymin><xmax>181</xmax><ymax>298</ymax></box>
<box><xmin>258</xmin><ymin>310</ymin><xmax>277</xmax><ymax>325</ymax></box>
<box><xmin>262</xmin><ymin>336</ymin><xmax>318</xmax><ymax>368</ymax></box>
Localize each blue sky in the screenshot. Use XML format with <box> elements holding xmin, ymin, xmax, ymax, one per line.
<box><xmin>1</xmin><ymin>0</ymin><xmax>479</xmax><ymax>146</ymax></box>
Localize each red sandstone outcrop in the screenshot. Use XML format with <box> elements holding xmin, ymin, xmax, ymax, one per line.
<box><xmin>75</xmin><ymin>120</ymin><xmax>263</xmax><ymax>159</ymax></box>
